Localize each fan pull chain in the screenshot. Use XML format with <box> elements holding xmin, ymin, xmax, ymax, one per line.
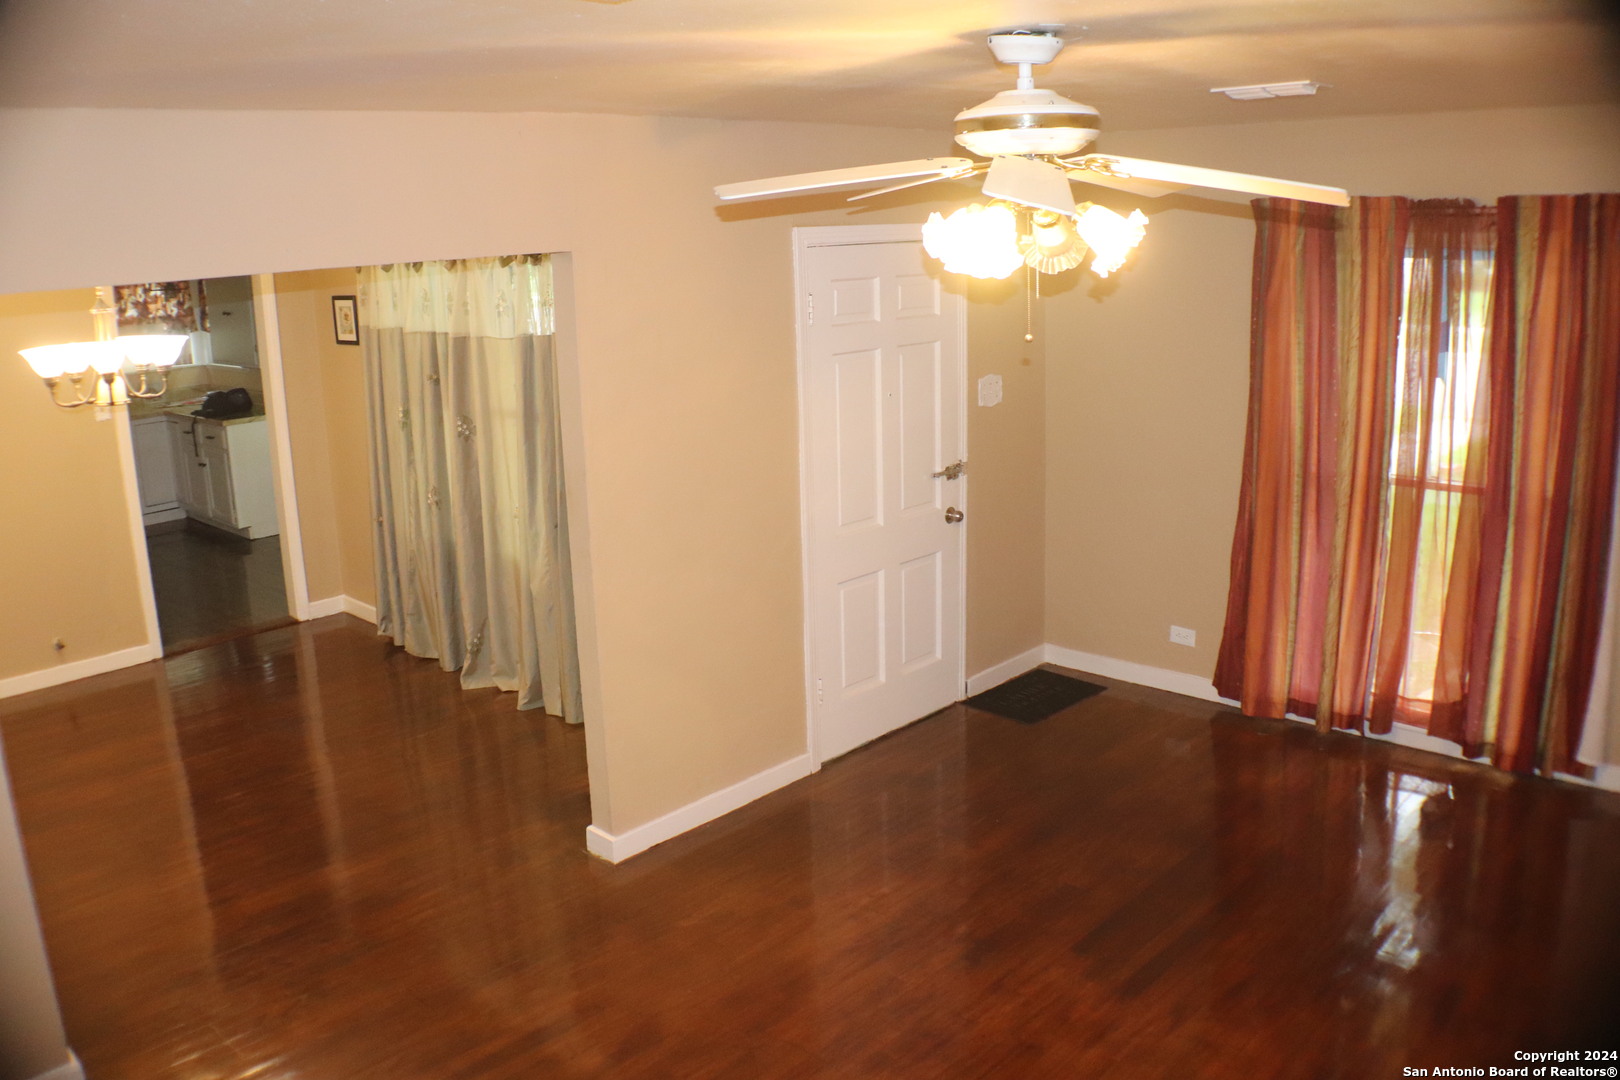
<box><xmin>1024</xmin><ymin>264</ymin><xmax>1035</xmax><ymax>343</ymax></box>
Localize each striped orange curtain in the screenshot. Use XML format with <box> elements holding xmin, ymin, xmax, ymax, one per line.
<box><xmin>1214</xmin><ymin>198</ymin><xmax>1347</xmax><ymax>722</ymax></box>
<box><xmin>1446</xmin><ymin>195</ymin><xmax>1620</xmax><ymax>773</ymax></box>
<box><xmin>1218</xmin><ymin>194</ymin><xmax>1490</xmax><ymax>738</ymax></box>
<box><xmin>1218</xmin><ymin>193</ymin><xmax>1620</xmax><ymax>776</ymax></box>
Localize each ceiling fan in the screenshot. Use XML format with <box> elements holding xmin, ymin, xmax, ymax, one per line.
<box><xmin>715</xmin><ymin>29</ymin><xmax>1349</xmax><ymax>279</ymax></box>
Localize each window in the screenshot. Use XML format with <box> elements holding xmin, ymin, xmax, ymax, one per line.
<box><xmin>1388</xmin><ymin>243</ymin><xmax>1494</xmax><ymax>706</ymax></box>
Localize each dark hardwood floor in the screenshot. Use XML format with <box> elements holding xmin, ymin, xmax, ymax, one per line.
<box><xmin>2</xmin><ymin>616</ymin><xmax>1618</xmax><ymax>1079</ymax></box>
<box><xmin>145</xmin><ymin>521</ymin><xmax>290</xmax><ymax>654</ymax></box>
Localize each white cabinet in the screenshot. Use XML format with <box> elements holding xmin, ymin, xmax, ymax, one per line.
<box><xmin>172</xmin><ymin>415</ymin><xmax>207</xmax><ymax>514</ymax></box>
<box><xmin>131</xmin><ymin>416</ymin><xmax>185</xmax><ymax>526</ymax></box>
<box><xmin>171</xmin><ymin>416</ymin><xmax>280</xmax><ymax>538</ymax></box>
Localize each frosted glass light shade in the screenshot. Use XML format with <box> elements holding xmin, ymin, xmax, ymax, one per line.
<box><xmin>1074</xmin><ymin>203</ymin><xmax>1149</xmax><ymax>277</ymax></box>
<box><xmin>922</xmin><ymin>202</ymin><xmax>1024</xmax><ymax>280</ymax></box>
<box><xmin>1020</xmin><ymin>210</ymin><xmax>1088</xmax><ymax>274</ymax></box>
<box><xmin>87</xmin><ymin>340</ymin><xmax>127</xmax><ymax>374</ymax></box>
<box><xmin>19</xmin><ymin>342</ymin><xmax>105</xmax><ymax>379</ymax></box>
<box><xmin>119</xmin><ymin>335</ymin><xmax>188</xmax><ymax>368</ymax></box>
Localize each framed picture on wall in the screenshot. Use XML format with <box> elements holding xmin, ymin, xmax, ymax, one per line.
<box><xmin>332</xmin><ymin>295</ymin><xmax>359</xmax><ymax>346</ymax></box>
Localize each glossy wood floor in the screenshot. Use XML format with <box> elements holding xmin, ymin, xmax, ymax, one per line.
<box><xmin>3</xmin><ymin>617</ymin><xmax>1619</xmax><ymax>1079</ymax></box>
<box><xmin>145</xmin><ymin>521</ymin><xmax>290</xmax><ymax>654</ymax></box>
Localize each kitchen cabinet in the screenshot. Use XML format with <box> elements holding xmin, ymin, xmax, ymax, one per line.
<box><xmin>171</xmin><ymin>415</ymin><xmax>280</xmax><ymax>538</ymax></box>
<box><xmin>131</xmin><ymin>416</ymin><xmax>185</xmax><ymax>526</ymax></box>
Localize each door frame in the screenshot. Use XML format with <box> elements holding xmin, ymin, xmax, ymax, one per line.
<box><xmin>791</xmin><ymin>224</ymin><xmax>969</xmax><ymax>768</ymax></box>
<box><xmin>115</xmin><ymin>274</ymin><xmax>313</xmax><ymax>658</ymax></box>
<box><xmin>251</xmin><ymin>273</ymin><xmax>314</xmax><ymax>620</ymax></box>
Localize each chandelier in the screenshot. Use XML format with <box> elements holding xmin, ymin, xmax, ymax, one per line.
<box><xmin>17</xmin><ymin>287</ymin><xmax>187</xmax><ymax>408</ymax></box>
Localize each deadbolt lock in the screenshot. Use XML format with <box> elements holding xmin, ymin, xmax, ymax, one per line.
<box><xmin>932</xmin><ymin>460</ymin><xmax>967</xmax><ymax>481</ymax></box>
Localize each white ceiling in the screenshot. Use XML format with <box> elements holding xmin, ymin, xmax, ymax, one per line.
<box><xmin>0</xmin><ymin>0</ymin><xmax>1615</xmax><ymax>132</ymax></box>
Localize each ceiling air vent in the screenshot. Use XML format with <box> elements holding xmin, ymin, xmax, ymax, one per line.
<box><xmin>1211</xmin><ymin>81</ymin><xmax>1323</xmax><ymax>100</ymax></box>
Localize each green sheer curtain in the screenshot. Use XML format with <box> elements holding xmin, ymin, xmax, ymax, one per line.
<box><xmin>360</xmin><ymin>256</ymin><xmax>582</xmax><ymax>722</ymax></box>
<box><xmin>1216</xmin><ymin>194</ymin><xmax>1620</xmax><ymax>776</ymax></box>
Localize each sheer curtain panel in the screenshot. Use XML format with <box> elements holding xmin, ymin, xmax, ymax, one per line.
<box><xmin>361</xmin><ymin>256</ymin><xmax>582</xmax><ymax>721</ymax></box>
<box><xmin>1214</xmin><ymin>198</ymin><xmax>1493</xmax><ymax>733</ymax></box>
<box><xmin>1463</xmin><ymin>195</ymin><xmax>1620</xmax><ymax>773</ymax></box>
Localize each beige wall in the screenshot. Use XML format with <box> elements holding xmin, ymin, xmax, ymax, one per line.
<box><xmin>0</xmin><ymin>289</ymin><xmax>151</xmax><ymax>683</ymax></box>
<box><xmin>1043</xmin><ymin>103</ymin><xmax>1620</xmax><ymax>679</ymax></box>
<box><xmin>965</xmin><ymin>277</ymin><xmax>1045</xmax><ymax>674</ymax></box>
<box><xmin>0</xmin><ymin>107</ymin><xmax>1041</xmax><ymax>837</ymax></box>
<box><xmin>272</xmin><ymin>267</ymin><xmax>371</xmax><ymax>606</ymax></box>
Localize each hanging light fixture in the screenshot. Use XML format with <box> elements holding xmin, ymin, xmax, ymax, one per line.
<box><xmin>17</xmin><ymin>287</ymin><xmax>186</xmax><ymax>408</ymax></box>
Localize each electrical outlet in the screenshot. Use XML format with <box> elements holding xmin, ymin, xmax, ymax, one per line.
<box><xmin>1170</xmin><ymin>626</ymin><xmax>1196</xmax><ymax>647</ymax></box>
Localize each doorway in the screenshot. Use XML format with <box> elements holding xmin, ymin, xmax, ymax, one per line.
<box><xmin>122</xmin><ymin>276</ymin><xmax>293</xmax><ymax>653</ymax></box>
<box><xmin>794</xmin><ymin>225</ymin><xmax>968</xmax><ymax>763</ymax></box>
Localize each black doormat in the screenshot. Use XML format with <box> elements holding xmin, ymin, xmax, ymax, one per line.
<box><xmin>967</xmin><ymin>668</ymin><xmax>1107</xmax><ymax>724</ymax></box>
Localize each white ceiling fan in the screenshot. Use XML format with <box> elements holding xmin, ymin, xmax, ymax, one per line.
<box><xmin>715</xmin><ymin>29</ymin><xmax>1349</xmax><ymax>235</ymax></box>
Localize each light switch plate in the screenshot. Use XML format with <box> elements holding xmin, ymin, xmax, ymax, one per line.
<box><xmin>978</xmin><ymin>374</ymin><xmax>1003</xmax><ymax>407</ymax></box>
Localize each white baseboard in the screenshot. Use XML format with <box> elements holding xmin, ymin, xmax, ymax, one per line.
<box><xmin>30</xmin><ymin>1050</ymin><xmax>84</xmax><ymax>1080</ymax></box>
<box><xmin>304</xmin><ymin>596</ymin><xmax>346</xmax><ymax>619</ymax></box>
<box><xmin>1041</xmin><ymin>642</ymin><xmax>1620</xmax><ymax>794</ymax></box>
<box><xmin>141</xmin><ymin>507</ymin><xmax>186</xmax><ymax>527</ymax></box>
<box><xmin>341</xmin><ymin>596</ymin><xmax>377</xmax><ymax>624</ymax></box>
<box><xmin>304</xmin><ymin>595</ymin><xmax>376</xmax><ymax>623</ymax></box>
<box><xmin>0</xmin><ymin>644</ymin><xmax>161</xmax><ymax>701</ymax></box>
<box><xmin>966</xmin><ymin>644</ymin><xmax>1048</xmax><ymax>696</ymax></box>
<box><xmin>1043</xmin><ymin>644</ymin><xmax>1224</xmax><ymax>704</ymax></box>
<box><xmin>585</xmin><ymin>752</ymin><xmax>817</xmax><ymax>863</ymax></box>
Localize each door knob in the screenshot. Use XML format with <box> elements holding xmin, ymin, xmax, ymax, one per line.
<box><xmin>945</xmin><ymin>507</ymin><xmax>964</xmax><ymax>524</ymax></box>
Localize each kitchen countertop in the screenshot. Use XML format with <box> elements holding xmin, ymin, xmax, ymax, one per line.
<box><xmin>129</xmin><ymin>399</ymin><xmax>267</xmax><ymax>425</ymax></box>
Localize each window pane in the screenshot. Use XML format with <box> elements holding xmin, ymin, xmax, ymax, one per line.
<box><xmin>1390</xmin><ymin>244</ymin><xmax>1493</xmax><ymax>705</ymax></box>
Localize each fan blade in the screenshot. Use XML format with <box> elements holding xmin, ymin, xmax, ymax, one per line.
<box><xmin>848</xmin><ymin>163</ymin><xmax>987</xmax><ymax>202</ymax></box>
<box><xmin>980</xmin><ymin>155</ymin><xmax>1077</xmax><ymax>216</ymax></box>
<box><xmin>1075</xmin><ymin>154</ymin><xmax>1350</xmax><ymax>207</ymax></box>
<box><xmin>1057</xmin><ymin>161</ymin><xmax>1185</xmax><ymax>199</ymax></box>
<box><xmin>715</xmin><ymin>158</ymin><xmax>977</xmax><ymax>202</ymax></box>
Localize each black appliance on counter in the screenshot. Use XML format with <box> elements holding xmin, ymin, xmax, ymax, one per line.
<box><xmin>192</xmin><ymin>387</ymin><xmax>254</xmax><ymax>419</ymax></box>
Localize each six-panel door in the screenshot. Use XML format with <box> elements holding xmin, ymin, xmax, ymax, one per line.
<box><xmin>803</xmin><ymin>238</ymin><xmax>965</xmax><ymax>762</ymax></box>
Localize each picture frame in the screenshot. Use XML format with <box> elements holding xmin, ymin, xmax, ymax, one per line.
<box><xmin>332</xmin><ymin>295</ymin><xmax>359</xmax><ymax>346</ymax></box>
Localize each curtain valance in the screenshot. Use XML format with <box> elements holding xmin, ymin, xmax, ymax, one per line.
<box><xmin>359</xmin><ymin>255</ymin><xmax>553</xmax><ymax>338</ymax></box>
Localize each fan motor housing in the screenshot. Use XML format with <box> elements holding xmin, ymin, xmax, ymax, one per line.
<box><xmin>954</xmin><ymin>88</ymin><xmax>1101</xmax><ymax>158</ymax></box>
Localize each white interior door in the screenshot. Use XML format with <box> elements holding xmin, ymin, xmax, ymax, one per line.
<box><xmin>798</xmin><ymin>228</ymin><xmax>967</xmax><ymax>763</ymax></box>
